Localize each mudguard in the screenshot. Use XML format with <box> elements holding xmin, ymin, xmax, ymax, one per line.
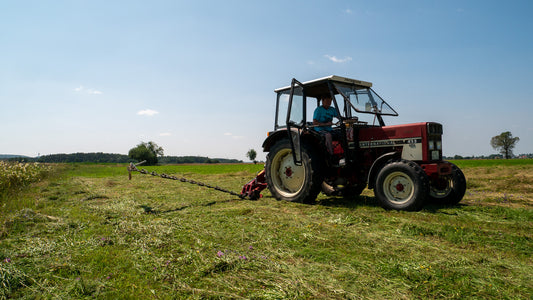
<box><xmin>367</xmin><ymin>152</ymin><xmax>401</xmax><ymax>190</ymax></box>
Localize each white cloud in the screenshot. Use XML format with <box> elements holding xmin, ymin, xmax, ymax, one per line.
<box><xmin>159</xmin><ymin>132</ymin><xmax>172</xmax><ymax>136</ymax></box>
<box><xmin>324</xmin><ymin>54</ymin><xmax>352</xmax><ymax>63</ymax></box>
<box><xmin>73</xmin><ymin>85</ymin><xmax>103</xmax><ymax>95</ymax></box>
<box><xmin>87</xmin><ymin>89</ymin><xmax>102</xmax><ymax>95</ymax></box>
<box><xmin>345</xmin><ymin>9</ymin><xmax>352</xmax><ymax>14</ymax></box>
<box><xmin>224</xmin><ymin>132</ymin><xmax>244</xmax><ymax>139</ymax></box>
<box><xmin>137</xmin><ymin>109</ymin><xmax>159</xmax><ymax>116</ymax></box>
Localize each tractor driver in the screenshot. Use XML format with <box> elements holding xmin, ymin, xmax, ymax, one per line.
<box><xmin>313</xmin><ymin>95</ymin><xmax>338</xmax><ymax>154</ymax></box>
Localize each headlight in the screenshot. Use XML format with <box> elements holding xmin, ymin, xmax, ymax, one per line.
<box><xmin>436</xmin><ymin>141</ymin><xmax>442</xmax><ymax>150</ymax></box>
<box><xmin>428</xmin><ymin>140</ymin><xmax>435</xmax><ymax>150</ymax></box>
<box><xmin>432</xmin><ymin>151</ymin><xmax>440</xmax><ymax>160</ymax></box>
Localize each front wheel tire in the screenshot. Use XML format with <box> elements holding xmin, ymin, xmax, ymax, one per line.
<box><xmin>374</xmin><ymin>160</ymin><xmax>429</xmax><ymax>211</ymax></box>
<box><xmin>429</xmin><ymin>162</ymin><xmax>466</xmax><ymax>205</ymax></box>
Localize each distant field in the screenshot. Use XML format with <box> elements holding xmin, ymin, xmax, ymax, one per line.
<box><xmin>62</xmin><ymin>163</ymin><xmax>264</xmax><ymax>178</ymax></box>
<box><xmin>0</xmin><ymin>161</ymin><xmax>531</xmax><ymax>299</ymax></box>
<box><xmin>450</xmin><ymin>158</ymin><xmax>533</xmax><ymax>168</ymax></box>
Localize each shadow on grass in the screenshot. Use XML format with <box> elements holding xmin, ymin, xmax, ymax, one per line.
<box><xmin>139</xmin><ymin>194</ymin><xmax>467</xmax><ymax>214</ymax></box>
<box><xmin>316</xmin><ymin>195</ymin><xmax>380</xmax><ymax>209</ymax></box>
<box><xmin>139</xmin><ymin>199</ymin><xmax>238</xmax><ymax>215</ymax></box>
<box><xmin>423</xmin><ymin>202</ymin><xmax>467</xmax><ymax>214</ymax></box>
<box><xmin>315</xmin><ymin>194</ymin><xmax>466</xmax><ymax>213</ymax></box>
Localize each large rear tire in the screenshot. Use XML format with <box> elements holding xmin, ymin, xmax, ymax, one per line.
<box><xmin>429</xmin><ymin>162</ymin><xmax>466</xmax><ymax>206</ymax></box>
<box><xmin>265</xmin><ymin>139</ymin><xmax>323</xmax><ymax>204</ymax></box>
<box><xmin>374</xmin><ymin>160</ymin><xmax>429</xmax><ymax>211</ymax></box>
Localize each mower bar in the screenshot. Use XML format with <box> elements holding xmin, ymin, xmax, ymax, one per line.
<box><xmin>240</xmin><ymin>169</ymin><xmax>268</xmax><ymax>200</ymax></box>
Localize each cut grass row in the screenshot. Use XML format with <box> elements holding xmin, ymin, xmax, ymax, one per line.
<box><xmin>0</xmin><ymin>160</ymin><xmax>531</xmax><ymax>299</ymax></box>
<box><xmin>0</xmin><ymin>161</ymin><xmax>52</xmax><ymax>194</ymax></box>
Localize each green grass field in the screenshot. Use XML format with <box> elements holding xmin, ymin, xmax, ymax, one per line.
<box><xmin>1</xmin><ymin>160</ymin><xmax>531</xmax><ymax>299</ymax></box>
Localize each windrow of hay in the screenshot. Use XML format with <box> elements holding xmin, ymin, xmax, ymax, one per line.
<box><xmin>461</xmin><ymin>164</ymin><xmax>533</xmax><ymax>207</ymax></box>
<box><xmin>0</xmin><ymin>162</ymin><xmax>52</xmax><ymax>194</ymax></box>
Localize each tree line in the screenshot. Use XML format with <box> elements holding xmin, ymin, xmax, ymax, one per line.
<box><xmin>3</xmin><ymin>152</ymin><xmax>242</xmax><ymax>164</ymax></box>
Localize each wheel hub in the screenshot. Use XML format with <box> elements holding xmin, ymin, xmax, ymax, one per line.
<box><xmin>395</xmin><ymin>183</ymin><xmax>405</xmax><ymax>192</ymax></box>
<box><xmin>285</xmin><ymin>167</ymin><xmax>293</xmax><ymax>178</ymax></box>
<box><xmin>430</xmin><ymin>177</ymin><xmax>453</xmax><ymax>198</ymax></box>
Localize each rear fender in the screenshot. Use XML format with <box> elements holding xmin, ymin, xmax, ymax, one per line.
<box><xmin>367</xmin><ymin>152</ymin><xmax>401</xmax><ymax>190</ymax></box>
<box><xmin>262</xmin><ymin>130</ymin><xmax>322</xmax><ymax>153</ymax></box>
<box><xmin>262</xmin><ymin>131</ymin><xmax>289</xmax><ymax>152</ymax></box>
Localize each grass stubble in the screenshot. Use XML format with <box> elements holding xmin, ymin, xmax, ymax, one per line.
<box><xmin>0</xmin><ymin>161</ymin><xmax>531</xmax><ymax>299</ymax></box>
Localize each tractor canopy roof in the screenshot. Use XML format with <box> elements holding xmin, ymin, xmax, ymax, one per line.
<box><xmin>275</xmin><ymin>75</ymin><xmax>397</xmax><ymax>117</ymax></box>
<box><xmin>274</xmin><ymin>75</ymin><xmax>372</xmax><ymax>98</ymax></box>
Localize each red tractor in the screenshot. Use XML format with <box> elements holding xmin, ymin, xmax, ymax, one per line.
<box><xmin>261</xmin><ymin>75</ymin><xmax>466</xmax><ymax>211</ymax></box>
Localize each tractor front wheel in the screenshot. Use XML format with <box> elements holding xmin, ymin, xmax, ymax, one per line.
<box><xmin>265</xmin><ymin>139</ymin><xmax>323</xmax><ymax>204</ymax></box>
<box><xmin>429</xmin><ymin>162</ymin><xmax>466</xmax><ymax>206</ymax></box>
<box><xmin>374</xmin><ymin>160</ymin><xmax>429</xmax><ymax>211</ymax></box>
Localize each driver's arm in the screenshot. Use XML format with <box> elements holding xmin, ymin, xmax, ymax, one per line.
<box><xmin>313</xmin><ymin>119</ymin><xmax>333</xmax><ymax>127</ymax></box>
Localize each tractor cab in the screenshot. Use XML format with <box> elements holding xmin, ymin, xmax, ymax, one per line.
<box><xmin>272</xmin><ymin>75</ymin><xmax>398</xmax><ymax>131</ymax></box>
<box><xmin>266</xmin><ymin>75</ymin><xmax>398</xmax><ymax>168</ymax></box>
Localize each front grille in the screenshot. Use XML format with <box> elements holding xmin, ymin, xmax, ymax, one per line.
<box><xmin>427</xmin><ymin>123</ymin><xmax>443</xmax><ymax>135</ymax></box>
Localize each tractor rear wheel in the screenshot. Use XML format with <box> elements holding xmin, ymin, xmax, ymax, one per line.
<box><xmin>374</xmin><ymin>160</ymin><xmax>429</xmax><ymax>211</ymax></box>
<box><xmin>429</xmin><ymin>162</ymin><xmax>466</xmax><ymax>206</ymax></box>
<box><xmin>265</xmin><ymin>139</ymin><xmax>323</xmax><ymax>204</ymax></box>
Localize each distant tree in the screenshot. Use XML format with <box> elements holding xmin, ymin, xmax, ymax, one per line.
<box><xmin>246</xmin><ymin>149</ymin><xmax>257</xmax><ymax>164</ymax></box>
<box><xmin>490</xmin><ymin>131</ymin><xmax>519</xmax><ymax>159</ymax></box>
<box><xmin>128</xmin><ymin>141</ymin><xmax>164</xmax><ymax>165</ymax></box>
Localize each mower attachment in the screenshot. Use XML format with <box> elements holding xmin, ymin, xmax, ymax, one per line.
<box><xmin>240</xmin><ymin>169</ymin><xmax>268</xmax><ymax>200</ymax></box>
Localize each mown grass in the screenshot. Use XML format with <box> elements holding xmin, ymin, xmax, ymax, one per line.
<box><xmin>452</xmin><ymin>159</ymin><xmax>533</xmax><ymax>208</ymax></box>
<box><xmin>0</xmin><ymin>160</ymin><xmax>531</xmax><ymax>299</ymax></box>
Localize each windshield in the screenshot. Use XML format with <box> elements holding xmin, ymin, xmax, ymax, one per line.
<box><xmin>333</xmin><ymin>83</ymin><xmax>398</xmax><ymax>116</ymax></box>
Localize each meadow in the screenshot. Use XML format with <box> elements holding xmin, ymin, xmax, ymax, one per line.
<box><xmin>0</xmin><ymin>160</ymin><xmax>531</xmax><ymax>299</ymax></box>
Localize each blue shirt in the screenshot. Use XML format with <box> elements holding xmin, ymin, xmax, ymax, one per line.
<box><xmin>313</xmin><ymin>106</ymin><xmax>338</xmax><ymax>132</ymax></box>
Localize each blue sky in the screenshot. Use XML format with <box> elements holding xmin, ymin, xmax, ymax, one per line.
<box><xmin>1</xmin><ymin>0</ymin><xmax>532</xmax><ymax>161</ymax></box>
